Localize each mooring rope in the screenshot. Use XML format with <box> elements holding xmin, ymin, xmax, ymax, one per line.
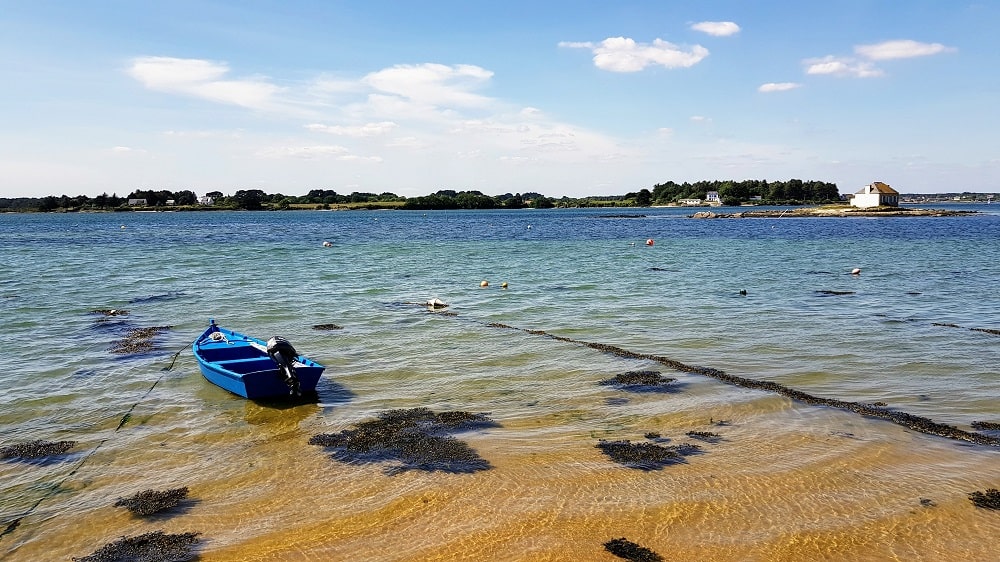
<box><xmin>465</xmin><ymin>317</ymin><xmax>1000</xmax><ymax>447</ymax></box>
<box><xmin>1</xmin><ymin>362</ymin><xmax>171</xmax><ymax>543</ymax></box>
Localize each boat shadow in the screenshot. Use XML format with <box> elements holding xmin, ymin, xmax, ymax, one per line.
<box><xmin>243</xmin><ymin>378</ymin><xmax>355</xmax><ymax>430</ymax></box>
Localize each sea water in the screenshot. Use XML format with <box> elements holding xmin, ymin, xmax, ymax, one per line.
<box><xmin>1</xmin><ymin>206</ymin><xmax>999</xmax><ymax>561</ymax></box>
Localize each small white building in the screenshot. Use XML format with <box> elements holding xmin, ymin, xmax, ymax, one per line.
<box><xmin>851</xmin><ymin>182</ymin><xmax>899</xmax><ymax>209</ymax></box>
<box><xmin>198</xmin><ymin>196</ymin><xmax>214</xmax><ymax>205</ymax></box>
<box><xmin>127</xmin><ymin>198</ymin><xmax>147</xmax><ymax>206</ymax></box>
<box><xmin>679</xmin><ymin>198</ymin><xmax>702</xmax><ymax>206</ymax></box>
<box><xmin>706</xmin><ymin>191</ymin><xmax>721</xmax><ymax>204</ymax></box>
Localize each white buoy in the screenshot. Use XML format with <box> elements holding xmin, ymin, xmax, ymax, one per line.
<box><xmin>480</xmin><ymin>280</ymin><xmax>489</xmax><ymax>287</ymax></box>
<box><xmin>322</xmin><ymin>241</ymin><xmax>333</xmax><ymax>247</ymax></box>
<box><xmin>426</xmin><ymin>298</ymin><xmax>448</xmax><ymax>308</ymax></box>
<box><xmin>851</xmin><ymin>268</ymin><xmax>861</xmax><ymax>275</ymax></box>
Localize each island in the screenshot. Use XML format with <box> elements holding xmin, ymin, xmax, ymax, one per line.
<box><xmin>690</xmin><ymin>206</ymin><xmax>978</xmax><ymax>218</ymax></box>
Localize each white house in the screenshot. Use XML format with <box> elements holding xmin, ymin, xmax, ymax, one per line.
<box><xmin>127</xmin><ymin>198</ymin><xmax>147</xmax><ymax>206</ymax></box>
<box><xmin>705</xmin><ymin>191</ymin><xmax>721</xmax><ymax>204</ymax></box>
<box><xmin>851</xmin><ymin>182</ymin><xmax>899</xmax><ymax>209</ymax></box>
<box><xmin>198</xmin><ymin>196</ymin><xmax>214</xmax><ymax>205</ymax></box>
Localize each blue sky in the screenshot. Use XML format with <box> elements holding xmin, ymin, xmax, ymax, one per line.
<box><xmin>2</xmin><ymin>1</ymin><xmax>997</xmax><ymax>198</ymax></box>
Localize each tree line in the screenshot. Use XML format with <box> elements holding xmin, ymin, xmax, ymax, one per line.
<box><xmin>646</xmin><ymin>178</ymin><xmax>840</xmax><ymax>206</ymax></box>
<box><xmin>0</xmin><ymin>178</ymin><xmax>842</xmax><ymax>212</ymax></box>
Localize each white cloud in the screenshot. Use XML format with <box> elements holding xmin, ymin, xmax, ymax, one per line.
<box><xmin>256</xmin><ymin>144</ymin><xmax>382</xmax><ymax>161</ymax></box>
<box><xmin>385</xmin><ymin>136</ymin><xmax>423</xmax><ymax>148</ymax></box>
<box><xmin>690</xmin><ymin>21</ymin><xmax>740</xmax><ymax>37</ymax></box>
<box><xmin>758</xmin><ymin>82</ymin><xmax>802</xmax><ymax>93</ymax></box>
<box><xmin>803</xmin><ymin>39</ymin><xmax>952</xmax><ymax>81</ymax></box>
<box><xmin>162</xmin><ymin>129</ymin><xmax>243</xmax><ymax>139</ymax></box>
<box><xmin>305</xmin><ymin>122</ymin><xmax>398</xmax><ymax>136</ymax></box>
<box><xmin>804</xmin><ymin>56</ymin><xmax>884</xmax><ymax>78</ymax></box>
<box><xmin>362</xmin><ymin>63</ymin><xmax>494</xmax><ymax>107</ymax></box>
<box><xmin>690</xmin><ymin>115</ymin><xmax>711</xmax><ymax>123</ymax></box>
<box><xmin>128</xmin><ymin>57</ymin><xmax>283</xmax><ymax>110</ymax></box>
<box><xmin>561</xmin><ymin>37</ymin><xmax>709</xmax><ymax>72</ymax></box>
<box><xmin>855</xmin><ymin>39</ymin><xmax>956</xmax><ymax>60</ymax></box>
<box><xmin>120</xmin><ymin>57</ymin><xmax>642</xmax><ymax>194</ymax></box>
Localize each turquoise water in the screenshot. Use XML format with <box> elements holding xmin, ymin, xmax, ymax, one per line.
<box><xmin>1</xmin><ymin>206</ymin><xmax>999</xmax><ymax>561</ymax></box>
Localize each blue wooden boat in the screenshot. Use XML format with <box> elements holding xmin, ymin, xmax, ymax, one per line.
<box><xmin>192</xmin><ymin>320</ymin><xmax>325</xmax><ymax>399</ymax></box>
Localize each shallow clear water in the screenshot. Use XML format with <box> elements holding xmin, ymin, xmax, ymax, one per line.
<box><xmin>1</xmin><ymin>206</ymin><xmax>999</xmax><ymax>561</ymax></box>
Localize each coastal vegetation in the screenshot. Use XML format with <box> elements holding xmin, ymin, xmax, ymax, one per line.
<box><xmin>3</xmin><ymin>180</ymin><xmax>995</xmax><ymax>213</ymax></box>
<box><xmin>1</xmin><ymin>179</ymin><xmax>841</xmax><ymax>212</ymax></box>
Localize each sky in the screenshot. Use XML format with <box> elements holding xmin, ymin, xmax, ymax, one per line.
<box><xmin>2</xmin><ymin>1</ymin><xmax>998</xmax><ymax>199</ymax></box>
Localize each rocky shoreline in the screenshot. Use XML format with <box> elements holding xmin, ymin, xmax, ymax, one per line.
<box><xmin>690</xmin><ymin>206</ymin><xmax>977</xmax><ymax>218</ymax></box>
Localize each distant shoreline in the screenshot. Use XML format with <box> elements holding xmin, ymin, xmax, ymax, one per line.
<box><xmin>0</xmin><ymin>203</ymin><xmax>988</xmax><ymax>215</ymax></box>
<box><xmin>690</xmin><ymin>206</ymin><xmax>978</xmax><ymax>218</ymax></box>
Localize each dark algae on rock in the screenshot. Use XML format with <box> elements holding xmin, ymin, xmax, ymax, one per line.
<box><xmin>309</xmin><ymin>408</ymin><xmax>497</xmax><ymax>474</ymax></box>
<box><xmin>599</xmin><ymin>370</ymin><xmax>676</xmax><ymax>389</ymax></box>
<box><xmin>968</xmin><ymin>488</ymin><xmax>1000</xmax><ymax>510</ymax></box>
<box><xmin>73</xmin><ymin>531</ymin><xmax>200</xmax><ymax>562</ymax></box>
<box><xmin>596</xmin><ymin>439</ymin><xmax>701</xmax><ymax>470</ymax></box>
<box><xmin>604</xmin><ymin>537</ymin><xmax>663</xmax><ymax>562</ymax></box>
<box><xmin>0</xmin><ymin>439</ymin><xmax>76</xmax><ymax>460</ymax></box>
<box><xmin>114</xmin><ymin>487</ymin><xmax>189</xmax><ymax>516</ymax></box>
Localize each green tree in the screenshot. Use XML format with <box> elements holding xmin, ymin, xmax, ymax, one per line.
<box><xmin>635</xmin><ymin>188</ymin><xmax>652</xmax><ymax>206</ymax></box>
<box><xmin>232</xmin><ymin>189</ymin><xmax>265</xmax><ymax>210</ymax></box>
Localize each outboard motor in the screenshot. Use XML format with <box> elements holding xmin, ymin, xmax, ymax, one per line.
<box><xmin>266</xmin><ymin>336</ymin><xmax>300</xmax><ymax>396</ymax></box>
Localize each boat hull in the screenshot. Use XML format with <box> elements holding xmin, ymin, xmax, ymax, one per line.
<box><xmin>192</xmin><ymin>322</ymin><xmax>325</xmax><ymax>399</ymax></box>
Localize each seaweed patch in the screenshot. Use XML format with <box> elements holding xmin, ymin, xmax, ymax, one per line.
<box><xmin>604</xmin><ymin>537</ymin><xmax>663</xmax><ymax>562</ymax></box>
<box><xmin>108</xmin><ymin>326</ymin><xmax>171</xmax><ymax>355</ymax></box>
<box><xmin>73</xmin><ymin>531</ymin><xmax>200</xmax><ymax>562</ymax></box>
<box><xmin>312</xmin><ymin>323</ymin><xmax>343</xmax><ymax>331</ymax></box>
<box><xmin>968</xmin><ymin>488</ymin><xmax>1000</xmax><ymax>510</ymax></box>
<box><xmin>309</xmin><ymin>408</ymin><xmax>497</xmax><ymax>474</ymax></box>
<box><xmin>599</xmin><ymin>370</ymin><xmax>677</xmax><ymax>390</ymax></box>
<box><xmin>972</xmin><ymin>421</ymin><xmax>1000</xmax><ymax>431</ymax></box>
<box><xmin>115</xmin><ymin>487</ymin><xmax>189</xmax><ymax>516</ymax></box>
<box><xmin>0</xmin><ymin>439</ymin><xmax>76</xmax><ymax>460</ymax></box>
<box><xmin>596</xmin><ymin>439</ymin><xmax>700</xmax><ymax>470</ymax></box>
<box><xmin>815</xmin><ymin>290</ymin><xmax>855</xmax><ymax>296</ymax></box>
<box><xmin>685</xmin><ymin>431</ymin><xmax>722</xmax><ymax>443</ymax></box>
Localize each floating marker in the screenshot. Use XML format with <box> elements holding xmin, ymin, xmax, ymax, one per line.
<box><xmin>501</xmin><ymin>282</ymin><xmax>508</xmax><ymax>289</ymax></box>
<box><xmin>851</xmin><ymin>268</ymin><xmax>861</xmax><ymax>275</ymax></box>
<box><xmin>480</xmin><ymin>280</ymin><xmax>489</xmax><ymax>287</ymax></box>
<box><xmin>322</xmin><ymin>241</ymin><xmax>333</xmax><ymax>247</ymax></box>
<box><xmin>645</xmin><ymin>239</ymin><xmax>654</xmax><ymax>246</ymax></box>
